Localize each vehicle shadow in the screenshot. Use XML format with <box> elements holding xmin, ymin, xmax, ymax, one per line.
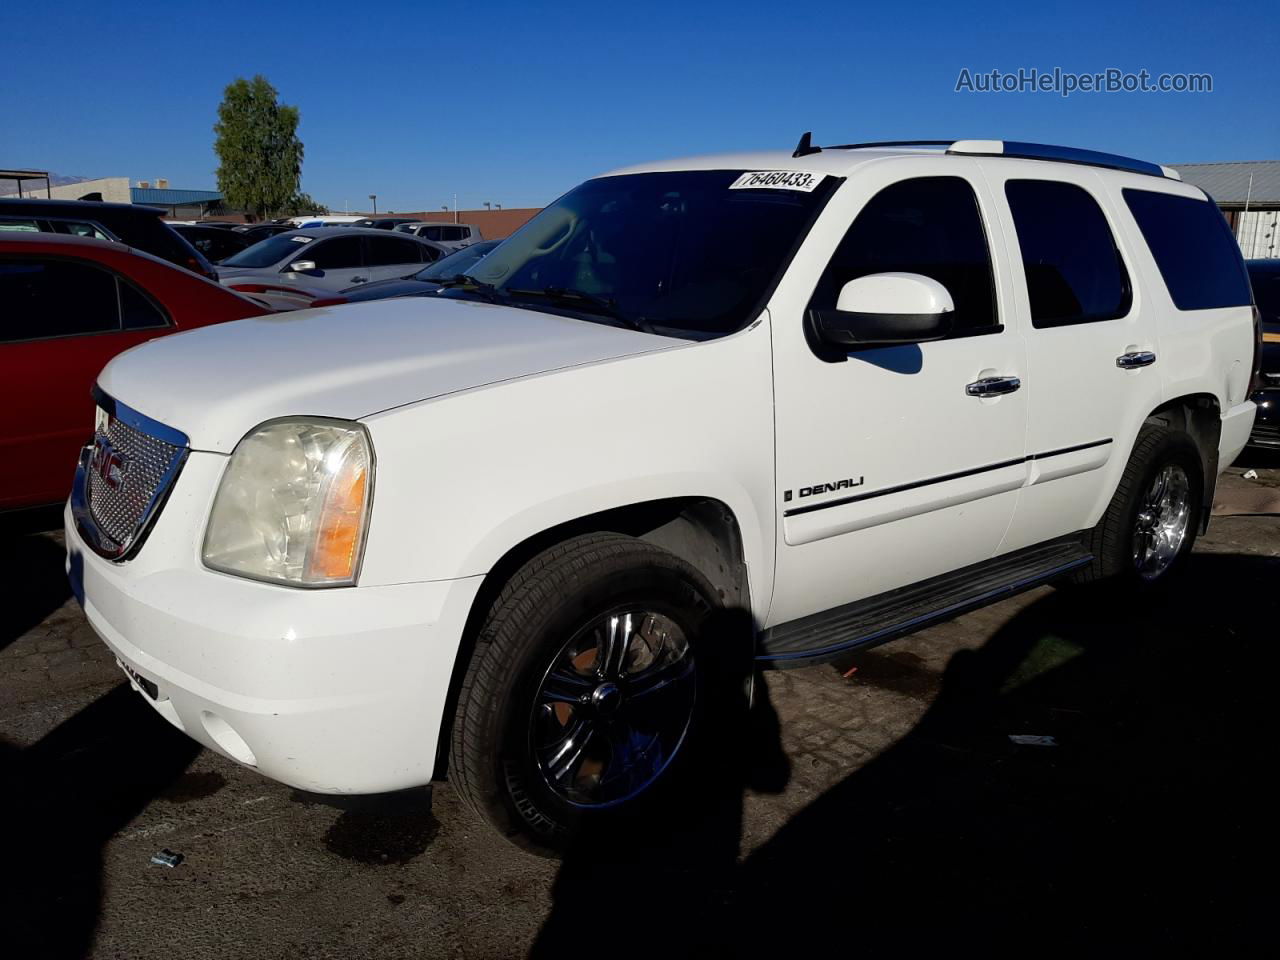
<box><xmin>0</xmin><ymin>683</ymin><xmax>201</xmax><ymax>957</ymax></box>
<box><xmin>534</xmin><ymin>551</ymin><xmax>1277</xmax><ymax>957</ymax></box>
<box><xmin>0</xmin><ymin>513</ymin><xmax>71</xmax><ymax>653</ymax></box>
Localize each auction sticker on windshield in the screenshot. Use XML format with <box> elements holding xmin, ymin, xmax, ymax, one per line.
<box><xmin>729</xmin><ymin>171</ymin><xmax>825</xmax><ymax>192</ymax></box>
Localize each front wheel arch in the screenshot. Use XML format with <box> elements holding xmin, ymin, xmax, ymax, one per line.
<box><xmin>431</xmin><ymin>497</ymin><xmax>753</xmax><ymax>781</ymax></box>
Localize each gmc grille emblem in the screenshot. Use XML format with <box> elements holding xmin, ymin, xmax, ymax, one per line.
<box><xmin>89</xmin><ymin>437</ymin><xmax>129</xmax><ymax>491</ymax></box>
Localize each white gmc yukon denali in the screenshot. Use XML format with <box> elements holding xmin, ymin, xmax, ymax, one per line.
<box><xmin>67</xmin><ymin>139</ymin><xmax>1259</xmax><ymax>850</ymax></box>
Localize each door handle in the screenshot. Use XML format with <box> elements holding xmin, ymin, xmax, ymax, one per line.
<box><xmin>1116</xmin><ymin>350</ymin><xmax>1157</xmax><ymax>369</ymax></box>
<box><xmin>349</xmin><ymin>276</ymin><xmax>368</xmax><ymax>284</ymax></box>
<box><xmin>966</xmin><ymin>375</ymin><xmax>1021</xmax><ymax>398</ymax></box>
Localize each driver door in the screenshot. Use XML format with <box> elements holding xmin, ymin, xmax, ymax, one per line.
<box><xmin>767</xmin><ymin>159</ymin><xmax>1028</xmax><ymax>629</ymax></box>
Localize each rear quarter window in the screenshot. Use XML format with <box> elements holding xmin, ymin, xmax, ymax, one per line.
<box><xmin>1123</xmin><ymin>189</ymin><xmax>1252</xmax><ymax>310</ymax></box>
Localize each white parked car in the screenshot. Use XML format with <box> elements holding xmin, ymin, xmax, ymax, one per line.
<box><xmin>67</xmin><ymin>138</ymin><xmax>1259</xmax><ymax>851</ymax></box>
<box><xmin>394</xmin><ymin>220</ymin><xmax>482</xmax><ymax>249</ymax></box>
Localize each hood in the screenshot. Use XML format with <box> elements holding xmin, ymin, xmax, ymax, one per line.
<box><xmin>339</xmin><ymin>278</ymin><xmax>440</xmax><ymax>302</ymax></box>
<box><xmin>215</xmin><ymin>266</ymin><xmax>271</xmax><ymax>281</ymax></box>
<box><xmin>98</xmin><ymin>296</ymin><xmax>674</xmax><ymax>453</ymax></box>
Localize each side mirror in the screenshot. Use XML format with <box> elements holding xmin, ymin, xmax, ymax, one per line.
<box><xmin>286</xmin><ymin>260</ymin><xmax>318</xmax><ymax>274</ymax></box>
<box><xmin>810</xmin><ymin>272</ymin><xmax>954</xmax><ymax>349</ymax></box>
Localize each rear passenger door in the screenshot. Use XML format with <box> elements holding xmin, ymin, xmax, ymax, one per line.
<box><xmin>298</xmin><ymin>235</ymin><xmax>367</xmax><ymax>291</ymax></box>
<box><xmin>981</xmin><ymin>163</ymin><xmax>1163</xmax><ymax>551</ymax></box>
<box><xmin>363</xmin><ymin>235</ymin><xmax>432</xmax><ymax>281</ymax></box>
<box><xmin>0</xmin><ymin>257</ymin><xmax>170</xmax><ymax>509</ymax></box>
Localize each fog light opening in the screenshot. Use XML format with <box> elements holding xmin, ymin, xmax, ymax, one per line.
<box><xmin>200</xmin><ymin>711</ymin><xmax>258</xmax><ymax>767</ymax></box>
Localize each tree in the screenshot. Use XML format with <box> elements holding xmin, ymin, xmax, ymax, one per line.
<box><xmin>280</xmin><ymin>192</ymin><xmax>328</xmax><ymax>216</ymax></box>
<box><xmin>213</xmin><ymin>76</ymin><xmax>306</xmax><ymax>219</ymax></box>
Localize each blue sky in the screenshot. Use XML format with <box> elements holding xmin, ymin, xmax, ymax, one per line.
<box><xmin>4</xmin><ymin>0</ymin><xmax>1276</xmax><ymax>212</ymax></box>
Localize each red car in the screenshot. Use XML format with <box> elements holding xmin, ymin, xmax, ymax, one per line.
<box><xmin>0</xmin><ymin>233</ymin><xmax>269</xmax><ymax>511</ymax></box>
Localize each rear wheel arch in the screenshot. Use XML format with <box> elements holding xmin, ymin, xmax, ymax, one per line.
<box><xmin>1144</xmin><ymin>394</ymin><xmax>1221</xmax><ymax>531</ymax></box>
<box><xmin>432</xmin><ymin>497</ymin><xmax>753</xmax><ymax>780</ymax></box>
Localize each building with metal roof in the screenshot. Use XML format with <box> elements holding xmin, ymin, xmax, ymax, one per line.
<box><xmin>1169</xmin><ymin>161</ymin><xmax>1280</xmax><ymax>259</ymax></box>
<box><xmin>129</xmin><ymin>186</ymin><xmax>224</xmax><ymax>217</ymax></box>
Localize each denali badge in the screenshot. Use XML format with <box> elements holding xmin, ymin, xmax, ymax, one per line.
<box><xmin>783</xmin><ymin>476</ymin><xmax>865</xmax><ymax>502</ymax></box>
<box><xmin>89</xmin><ymin>436</ymin><xmax>130</xmax><ymax>491</ymax></box>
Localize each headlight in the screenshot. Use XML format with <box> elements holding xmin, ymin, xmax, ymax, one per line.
<box><xmin>202</xmin><ymin>419</ymin><xmax>373</xmax><ymax>587</ymax></box>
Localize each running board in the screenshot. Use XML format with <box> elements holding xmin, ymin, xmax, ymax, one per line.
<box><xmin>757</xmin><ymin>537</ymin><xmax>1092</xmax><ymax>667</ymax></box>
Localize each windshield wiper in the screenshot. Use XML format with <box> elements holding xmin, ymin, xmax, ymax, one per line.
<box><xmin>505</xmin><ymin>286</ymin><xmax>654</xmax><ymax>333</ymax></box>
<box><xmin>434</xmin><ymin>274</ymin><xmax>505</xmax><ymax>303</ymax></box>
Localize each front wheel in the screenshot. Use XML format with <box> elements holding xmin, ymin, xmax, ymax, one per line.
<box><xmin>1077</xmin><ymin>425</ymin><xmax>1204</xmax><ymax>586</ymax></box>
<box><xmin>448</xmin><ymin>534</ymin><xmax>726</xmax><ymax>853</ymax></box>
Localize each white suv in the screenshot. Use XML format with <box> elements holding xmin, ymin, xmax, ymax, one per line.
<box><xmin>66</xmin><ymin>138</ymin><xmax>1259</xmax><ymax>850</ymax></box>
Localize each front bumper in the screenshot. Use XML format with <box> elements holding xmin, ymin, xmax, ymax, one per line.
<box><xmin>65</xmin><ymin>498</ymin><xmax>482</xmax><ymax>794</ymax></box>
<box><xmin>1247</xmin><ymin>390</ymin><xmax>1279</xmax><ymax>448</ymax></box>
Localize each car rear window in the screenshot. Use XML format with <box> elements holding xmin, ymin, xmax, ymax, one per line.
<box><xmin>1123</xmin><ymin>189</ymin><xmax>1252</xmax><ymax>311</ymax></box>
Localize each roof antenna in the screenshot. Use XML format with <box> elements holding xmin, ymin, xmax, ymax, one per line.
<box><xmin>793</xmin><ymin>131</ymin><xmax>822</xmax><ymax>158</ymax></box>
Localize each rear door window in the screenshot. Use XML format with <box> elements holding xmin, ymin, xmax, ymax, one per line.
<box><xmin>0</xmin><ymin>259</ymin><xmax>124</xmax><ymax>342</ymax></box>
<box><xmin>1123</xmin><ymin>189</ymin><xmax>1252</xmax><ymax>310</ymax></box>
<box><xmin>50</xmin><ymin>220</ymin><xmax>112</xmax><ymax>240</ymax></box>
<box><xmin>366</xmin><ymin>236</ymin><xmax>427</xmax><ymax>266</ymax></box>
<box><xmin>1005</xmin><ymin>180</ymin><xmax>1130</xmax><ymax>328</ymax></box>
<box><xmin>308</xmin><ymin>236</ymin><xmax>364</xmax><ymax>270</ymax></box>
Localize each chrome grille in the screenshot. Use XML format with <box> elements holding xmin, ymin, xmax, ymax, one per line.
<box><xmin>72</xmin><ymin>392</ymin><xmax>189</xmax><ymax>561</ymax></box>
<box><xmin>1250</xmin><ymin>421</ymin><xmax>1280</xmax><ymax>447</ymax></box>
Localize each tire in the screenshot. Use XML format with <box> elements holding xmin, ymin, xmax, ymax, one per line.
<box><xmin>449</xmin><ymin>533</ymin><xmax>733</xmax><ymax>854</ymax></box>
<box><xmin>1075</xmin><ymin>425</ymin><xmax>1204</xmax><ymax>586</ymax></box>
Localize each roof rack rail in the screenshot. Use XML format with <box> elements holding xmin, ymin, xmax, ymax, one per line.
<box><xmin>947</xmin><ymin>140</ymin><xmax>1178</xmax><ymax>180</ymax></box>
<box><xmin>826</xmin><ymin>139</ymin><xmax>1177</xmax><ymax>180</ymax></box>
<box><xmin>827</xmin><ymin>140</ymin><xmax>955</xmax><ymax>151</ymax></box>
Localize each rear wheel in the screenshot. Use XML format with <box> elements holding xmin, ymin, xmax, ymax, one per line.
<box><xmin>1077</xmin><ymin>425</ymin><xmax>1204</xmax><ymax>586</ymax></box>
<box><xmin>449</xmin><ymin>534</ymin><xmax>723</xmax><ymax>853</ymax></box>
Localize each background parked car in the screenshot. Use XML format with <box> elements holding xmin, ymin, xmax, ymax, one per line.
<box><xmin>290</xmin><ymin>215</ymin><xmax>365</xmax><ymax>227</ymax></box>
<box><xmin>0</xmin><ymin>198</ymin><xmax>218</xmax><ymax>280</ymax></box>
<box><xmin>322</xmin><ymin>239</ymin><xmax>502</xmax><ymax>304</ymax></box>
<box><xmin>394</xmin><ymin>221</ymin><xmax>482</xmax><ymax>249</ymax></box>
<box><xmin>171</xmin><ymin>223</ymin><xmax>254</xmax><ymax>263</ymax></box>
<box><xmin>1247</xmin><ymin>259</ymin><xmax>1280</xmax><ymax>448</ymax></box>
<box><xmin>216</xmin><ymin>227</ymin><xmax>447</xmax><ymax>294</ymax></box>
<box><xmin>233</xmin><ymin>223</ymin><xmax>295</xmax><ymax>244</ymax></box>
<box><xmin>0</xmin><ymin>233</ymin><xmax>268</xmax><ymax>511</ymax></box>
<box><xmin>352</xmin><ymin>217</ymin><xmax>424</xmax><ymax>230</ymax></box>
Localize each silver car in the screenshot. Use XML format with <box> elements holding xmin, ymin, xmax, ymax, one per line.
<box><xmin>217</xmin><ymin>227</ymin><xmax>448</xmax><ymax>294</ymax></box>
<box><xmin>394</xmin><ymin>221</ymin><xmax>482</xmax><ymax>250</ymax></box>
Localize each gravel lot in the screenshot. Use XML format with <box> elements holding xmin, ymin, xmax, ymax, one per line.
<box><xmin>3</xmin><ymin>459</ymin><xmax>1277</xmax><ymax>958</ymax></box>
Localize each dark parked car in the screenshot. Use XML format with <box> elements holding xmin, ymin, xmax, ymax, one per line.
<box><xmin>321</xmin><ymin>239</ymin><xmax>502</xmax><ymax>304</ymax></box>
<box><xmin>0</xmin><ymin>198</ymin><xmax>218</xmax><ymax>280</ymax></box>
<box><xmin>171</xmin><ymin>224</ymin><xmax>255</xmax><ymax>263</ymax></box>
<box><xmin>233</xmin><ymin>223</ymin><xmax>295</xmax><ymax>244</ymax></box>
<box><xmin>0</xmin><ymin>233</ymin><xmax>268</xmax><ymax>511</ymax></box>
<box><xmin>351</xmin><ymin>217</ymin><xmax>424</xmax><ymax>230</ymax></box>
<box><xmin>1247</xmin><ymin>259</ymin><xmax>1280</xmax><ymax>448</ymax></box>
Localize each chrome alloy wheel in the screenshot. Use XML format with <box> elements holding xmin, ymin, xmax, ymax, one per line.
<box><xmin>1132</xmin><ymin>463</ymin><xmax>1192</xmax><ymax>580</ymax></box>
<box><xmin>531</xmin><ymin>610</ymin><xmax>696</xmax><ymax>808</ymax></box>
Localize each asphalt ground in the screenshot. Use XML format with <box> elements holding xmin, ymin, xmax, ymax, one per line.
<box><xmin>2</xmin><ymin>453</ymin><xmax>1277</xmax><ymax>958</ymax></box>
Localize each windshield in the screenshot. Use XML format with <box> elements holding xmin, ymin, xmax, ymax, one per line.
<box><xmin>450</xmin><ymin>170</ymin><xmax>837</xmax><ymax>338</ymax></box>
<box><xmin>221</xmin><ymin>233</ymin><xmax>314</xmax><ymax>268</ymax></box>
<box><xmin>415</xmin><ymin>241</ymin><xmax>501</xmax><ymax>281</ymax></box>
